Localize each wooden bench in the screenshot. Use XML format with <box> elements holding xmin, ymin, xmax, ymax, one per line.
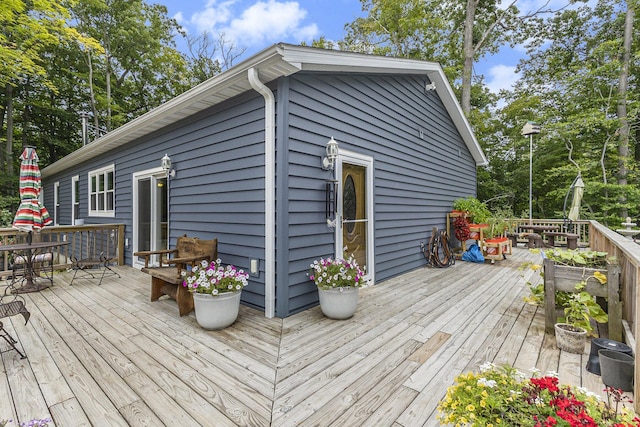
<box><xmin>544</xmin><ymin>231</ymin><xmax>579</xmax><ymax>249</ymax></box>
<box><xmin>134</xmin><ymin>236</ymin><xmax>217</xmax><ymax>316</ymax></box>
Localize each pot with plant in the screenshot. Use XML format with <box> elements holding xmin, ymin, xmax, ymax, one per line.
<box><xmin>309</xmin><ymin>254</ymin><xmax>365</xmax><ymax>319</ymax></box>
<box><xmin>181</xmin><ymin>259</ymin><xmax>249</xmax><ymax>329</ymax></box>
<box><xmin>554</xmin><ymin>285</ymin><xmax>608</xmax><ymax>353</ymax></box>
<box><xmin>541</xmin><ymin>248</ymin><xmax>622</xmax><ymax>342</ymax></box>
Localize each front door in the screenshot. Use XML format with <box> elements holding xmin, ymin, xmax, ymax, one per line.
<box><xmin>133</xmin><ymin>169</ymin><xmax>167</xmax><ymax>267</ymax></box>
<box><xmin>336</xmin><ymin>151</ymin><xmax>374</xmax><ymax>284</ymax></box>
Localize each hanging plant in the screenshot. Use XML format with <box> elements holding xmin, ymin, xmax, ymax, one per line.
<box><xmin>453</xmin><ymin>216</ymin><xmax>470</xmax><ymax>241</ymax></box>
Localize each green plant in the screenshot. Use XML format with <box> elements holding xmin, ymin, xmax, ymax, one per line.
<box><xmin>437</xmin><ymin>363</ymin><xmax>639</xmax><ymax>426</ymax></box>
<box><xmin>559</xmin><ymin>272</ymin><xmax>609</xmax><ymax>334</ymax></box>
<box><xmin>452</xmin><ymin>196</ymin><xmax>492</xmax><ymax>224</ymax></box>
<box><xmin>545</xmin><ymin>248</ymin><xmax>611</xmax><ymax>267</ymax></box>
<box><xmin>309</xmin><ymin>254</ymin><xmax>365</xmax><ymax>290</ymax></box>
<box><xmin>181</xmin><ymin>259</ymin><xmax>249</xmax><ymax>295</ymax></box>
<box><xmin>522</xmin><ymin>250</ymin><xmax>610</xmax><ymax>336</ymax></box>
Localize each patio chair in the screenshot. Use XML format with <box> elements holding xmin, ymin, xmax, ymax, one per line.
<box><xmin>0</xmin><ymin>281</ymin><xmax>30</xmax><ymax>358</ymax></box>
<box><xmin>71</xmin><ymin>229</ymin><xmax>121</xmax><ymax>285</ymax></box>
<box><xmin>134</xmin><ymin>235</ymin><xmax>218</xmax><ymax>316</ymax></box>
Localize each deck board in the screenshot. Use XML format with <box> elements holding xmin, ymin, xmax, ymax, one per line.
<box><xmin>0</xmin><ymin>247</ymin><xmax>628</xmax><ymax>426</ymax></box>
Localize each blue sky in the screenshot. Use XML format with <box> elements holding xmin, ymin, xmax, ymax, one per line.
<box><xmin>158</xmin><ymin>0</ymin><xmax>580</xmax><ymax>95</ymax></box>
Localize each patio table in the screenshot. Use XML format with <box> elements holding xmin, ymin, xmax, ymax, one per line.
<box><xmin>1</xmin><ymin>241</ymin><xmax>70</xmax><ymax>293</ymax></box>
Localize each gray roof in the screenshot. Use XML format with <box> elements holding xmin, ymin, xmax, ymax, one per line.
<box><xmin>42</xmin><ymin>43</ymin><xmax>487</xmax><ymax>177</ymax></box>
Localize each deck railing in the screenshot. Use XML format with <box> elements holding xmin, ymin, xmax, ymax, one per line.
<box><xmin>0</xmin><ymin>224</ymin><xmax>125</xmax><ymax>278</ymax></box>
<box><xmin>507</xmin><ymin>218</ymin><xmax>591</xmax><ymax>245</ymax></box>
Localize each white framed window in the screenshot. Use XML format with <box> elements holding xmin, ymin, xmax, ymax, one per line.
<box><xmin>72</xmin><ymin>175</ymin><xmax>80</xmax><ymax>224</ymax></box>
<box><xmin>88</xmin><ymin>165</ymin><xmax>115</xmax><ymax>217</ymax></box>
<box><xmin>53</xmin><ymin>181</ymin><xmax>60</xmax><ymax>225</ymax></box>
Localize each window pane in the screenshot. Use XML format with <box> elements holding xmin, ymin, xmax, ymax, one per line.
<box><xmin>91</xmin><ymin>176</ymin><xmax>97</xmax><ymax>192</ymax></box>
<box><xmin>99</xmin><ymin>174</ymin><xmax>104</xmax><ymax>192</ymax></box>
<box><xmin>107</xmin><ymin>171</ymin><xmax>114</xmax><ymax>190</ymax></box>
<box><xmin>74</xmin><ymin>180</ymin><xmax>79</xmax><ymax>200</ymax></box>
<box><xmin>91</xmin><ymin>194</ymin><xmax>96</xmax><ymax>210</ymax></box>
<box><xmin>98</xmin><ymin>193</ymin><xmax>104</xmax><ymax>210</ymax></box>
<box><xmin>107</xmin><ymin>192</ymin><xmax>114</xmax><ymax>210</ymax></box>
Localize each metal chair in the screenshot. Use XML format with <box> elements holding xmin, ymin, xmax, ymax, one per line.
<box><xmin>0</xmin><ymin>282</ymin><xmax>30</xmax><ymax>358</ymax></box>
<box><xmin>70</xmin><ymin>229</ymin><xmax>121</xmax><ymax>285</ymax></box>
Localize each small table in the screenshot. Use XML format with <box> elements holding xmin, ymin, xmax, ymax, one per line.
<box><xmin>519</xmin><ymin>225</ymin><xmax>560</xmax><ymax>235</ymax></box>
<box><xmin>1</xmin><ymin>241</ymin><xmax>70</xmax><ymax>293</ymax></box>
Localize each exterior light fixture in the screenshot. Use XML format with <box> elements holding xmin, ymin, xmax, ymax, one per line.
<box><xmin>161</xmin><ymin>153</ymin><xmax>175</xmax><ymax>178</ymax></box>
<box><xmin>521</xmin><ymin>121</ymin><xmax>541</xmax><ymax>224</ymax></box>
<box><xmin>322</xmin><ymin>137</ymin><xmax>339</xmax><ymax>170</ymax></box>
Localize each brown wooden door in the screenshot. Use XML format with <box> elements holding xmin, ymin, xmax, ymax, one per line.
<box><xmin>342</xmin><ymin>163</ymin><xmax>367</xmax><ymax>272</ymax></box>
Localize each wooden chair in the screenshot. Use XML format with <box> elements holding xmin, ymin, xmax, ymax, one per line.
<box><xmin>134</xmin><ymin>235</ymin><xmax>218</xmax><ymax>316</ymax></box>
<box><xmin>0</xmin><ymin>282</ymin><xmax>30</xmax><ymax>358</ymax></box>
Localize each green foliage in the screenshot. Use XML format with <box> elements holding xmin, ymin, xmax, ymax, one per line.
<box><xmin>452</xmin><ymin>196</ymin><xmax>492</xmax><ymax>224</ymax></box>
<box><xmin>438</xmin><ymin>363</ymin><xmax>637</xmax><ymax>426</ymax></box>
<box><xmin>544</xmin><ymin>248</ymin><xmax>611</xmax><ymax>267</ymax></box>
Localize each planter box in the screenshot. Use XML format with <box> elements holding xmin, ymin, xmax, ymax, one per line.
<box><xmin>543</xmin><ymin>258</ymin><xmax>621</xmax><ymax>341</ymax></box>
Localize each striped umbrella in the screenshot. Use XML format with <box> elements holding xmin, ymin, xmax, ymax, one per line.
<box><xmin>13</xmin><ymin>146</ymin><xmax>52</xmax><ymax>232</ymax></box>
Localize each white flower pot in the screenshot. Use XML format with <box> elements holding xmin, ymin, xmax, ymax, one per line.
<box><xmin>318</xmin><ymin>287</ymin><xmax>359</xmax><ymax>320</ymax></box>
<box><xmin>193</xmin><ymin>291</ymin><xmax>241</xmax><ymax>330</ymax></box>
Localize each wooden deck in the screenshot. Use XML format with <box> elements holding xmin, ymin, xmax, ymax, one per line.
<box><xmin>0</xmin><ymin>248</ymin><xmax>619</xmax><ymax>426</ymax></box>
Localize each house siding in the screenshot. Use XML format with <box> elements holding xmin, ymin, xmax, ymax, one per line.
<box><xmin>41</xmin><ymin>65</ymin><xmax>481</xmax><ymax>319</ymax></box>
<box><xmin>43</xmin><ymin>91</ymin><xmax>271</xmax><ymax>310</ymax></box>
<box><xmin>282</xmin><ymin>72</ymin><xmax>476</xmax><ymax>315</ymax></box>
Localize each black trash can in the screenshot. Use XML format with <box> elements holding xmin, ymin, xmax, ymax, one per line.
<box><xmin>586</xmin><ymin>338</ymin><xmax>633</xmax><ymax>375</ymax></box>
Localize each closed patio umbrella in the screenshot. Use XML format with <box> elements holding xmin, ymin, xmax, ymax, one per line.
<box><xmin>11</xmin><ymin>146</ymin><xmax>52</xmax><ymax>292</ymax></box>
<box><xmin>567</xmin><ymin>176</ymin><xmax>584</xmax><ymax>222</ymax></box>
<box><xmin>13</xmin><ymin>146</ymin><xmax>52</xmax><ymax>234</ymax></box>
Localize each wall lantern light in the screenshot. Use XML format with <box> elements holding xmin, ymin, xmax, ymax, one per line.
<box><xmin>161</xmin><ymin>153</ymin><xmax>176</xmax><ymax>178</ymax></box>
<box><xmin>321</xmin><ymin>137</ymin><xmax>339</xmax><ymax>170</ymax></box>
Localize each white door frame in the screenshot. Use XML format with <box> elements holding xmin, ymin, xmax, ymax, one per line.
<box><xmin>132</xmin><ymin>167</ymin><xmax>166</xmax><ymax>269</ymax></box>
<box><xmin>335</xmin><ymin>150</ymin><xmax>375</xmax><ymax>285</ymax></box>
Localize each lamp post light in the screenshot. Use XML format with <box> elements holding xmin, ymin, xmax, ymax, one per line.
<box><xmin>521</xmin><ymin>121</ymin><xmax>541</xmax><ymax>224</ymax></box>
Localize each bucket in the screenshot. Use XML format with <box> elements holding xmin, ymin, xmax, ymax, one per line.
<box><xmin>599</xmin><ymin>349</ymin><xmax>634</xmax><ymax>391</ymax></box>
<box><xmin>586</xmin><ymin>338</ymin><xmax>633</xmax><ymax>375</ymax></box>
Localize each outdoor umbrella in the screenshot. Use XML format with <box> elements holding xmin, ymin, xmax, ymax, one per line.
<box><xmin>13</xmin><ymin>146</ymin><xmax>52</xmax><ymax>234</ymax></box>
<box><xmin>567</xmin><ymin>176</ymin><xmax>584</xmax><ymax>222</ymax></box>
<box><xmin>11</xmin><ymin>146</ymin><xmax>52</xmax><ymax>292</ymax></box>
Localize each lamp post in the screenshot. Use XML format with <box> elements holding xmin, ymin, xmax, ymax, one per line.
<box><xmin>161</xmin><ymin>154</ymin><xmax>175</xmax><ymax>249</ymax></box>
<box><xmin>521</xmin><ymin>121</ymin><xmax>540</xmax><ymax>224</ymax></box>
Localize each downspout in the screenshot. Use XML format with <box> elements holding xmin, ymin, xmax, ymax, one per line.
<box><xmin>248</xmin><ymin>68</ymin><xmax>276</xmax><ymax>318</ymax></box>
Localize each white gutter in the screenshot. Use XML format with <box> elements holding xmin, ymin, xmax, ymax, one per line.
<box><xmin>248</xmin><ymin>67</ymin><xmax>276</xmax><ymax>319</ymax></box>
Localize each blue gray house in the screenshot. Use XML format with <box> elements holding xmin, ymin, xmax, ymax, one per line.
<box><xmin>41</xmin><ymin>43</ymin><xmax>487</xmax><ymax>318</ymax></box>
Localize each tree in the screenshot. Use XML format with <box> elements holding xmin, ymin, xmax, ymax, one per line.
<box><xmin>497</xmin><ymin>0</ymin><xmax>639</xmax><ymax>224</ymax></box>
<box><xmin>0</xmin><ymin>0</ymin><xmax>99</xmax><ymax>186</ymax></box>
<box><xmin>72</xmin><ymin>0</ymin><xmax>190</xmax><ymax>131</ymax></box>
<box><xmin>185</xmin><ymin>32</ymin><xmax>245</xmax><ymax>85</ymax></box>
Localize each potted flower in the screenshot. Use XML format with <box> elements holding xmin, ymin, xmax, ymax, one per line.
<box><xmin>181</xmin><ymin>259</ymin><xmax>249</xmax><ymax>329</ymax></box>
<box><xmin>309</xmin><ymin>254</ymin><xmax>365</xmax><ymax>319</ymax></box>
<box><xmin>438</xmin><ymin>363</ymin><xmax>639</xmax><ymax>426</ymax></box>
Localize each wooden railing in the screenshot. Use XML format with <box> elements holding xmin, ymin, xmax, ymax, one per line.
<box><xmin>507</xmin><ymin>218</ymin><xmax>591</xmax><ymax>245</ymax></box>
<box><xmin>0</xmin><ymin>224</ymin><xmax>125</xmax><ymax>278</ymax></box>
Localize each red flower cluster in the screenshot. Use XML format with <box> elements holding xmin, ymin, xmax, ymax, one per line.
<box><xmin>527</xmin><ymin>377</ymin><xmax>640</xmax><ymax>427</ymax></box>
<box><xmin>453</xmin><ymin>216</ymin><xmax>470</xmax><ymax>241</ymax></box>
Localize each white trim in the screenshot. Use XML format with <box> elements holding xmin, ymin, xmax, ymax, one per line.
<box><xmin>247</xmin><ymin>68</ymin><xmax>276</xmax><ymax>319</ymax></box>
<box><xmin>53</xmin><ymin>181</ymin><xmax>60</xmax><ymax>226</ymax></box>
<box><xmin>132</xmin><ymin>167</ymin><xmax>165</xmax><ymax>269</ymax></box>
<box><xmin>335</xmin><ymin>149</ymin><xmax>375</xmax><ymax>285</ymax></box>
<box><xmin>43</xmin><ymin>43</ymin><xmax>485</xmax><ymax>178</ymax></box>
<box><xmin>71</xmin><ymin>175</ymin><xmax>79</xmax><ymax>225</ymax></box>
<box><xmin>88</xmin><ymin>164</ymin><xmax>115</xmax><ymax>217</ymax></box>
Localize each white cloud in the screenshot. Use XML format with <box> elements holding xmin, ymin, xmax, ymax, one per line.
<box><xmin>191</xmin><ymin>0</ymin><xmax>236</xmax><ymax>33</ymax></box>
<box><xmin>486</xmin><ymin>64</ymin><xmax>520</xmax><ymax>94</ymax></box>
<box><xmin>187</xmin><ymin>0</ymin><xmax>319</xmax><ymax>48</ymax></box>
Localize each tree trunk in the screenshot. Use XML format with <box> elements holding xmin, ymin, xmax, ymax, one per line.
<box><xmin>460</xmin><ymin>0</ymin><xmax>477</xmax><ymax>116</ymax></box>
<box><xmin>5</xmin><ymin>84</ymin><xmax>14</xmax><ymax>177</ymax></box>
<box><xmin>616</xmin><ymin>1</ymin><xmax>633</xmax><ymax>219</ymax></box>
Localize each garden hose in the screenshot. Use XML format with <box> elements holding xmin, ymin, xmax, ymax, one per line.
<box><xmin>424</xmin><ymin>228</ymin><xmax>455</xmax><ymax>268</ymax></box>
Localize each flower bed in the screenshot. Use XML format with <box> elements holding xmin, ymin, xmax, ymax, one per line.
<box><xmin>438</xmin><ymin>363</ymin><xmax>639</xmax><ymax>426</ymax></box>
